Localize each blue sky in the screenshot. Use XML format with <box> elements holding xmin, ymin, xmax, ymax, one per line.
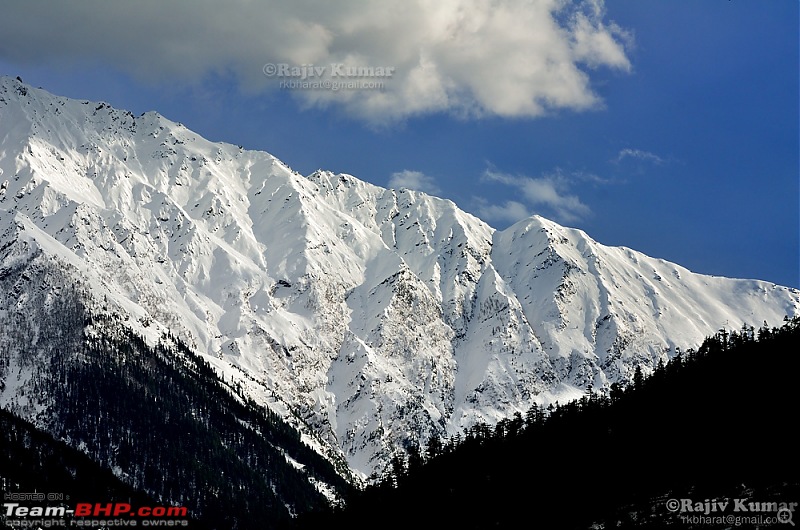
<box><xmin>1</xmin><ymin>1</ymin><xmax>797</xmax><ymax>288</ymax></box>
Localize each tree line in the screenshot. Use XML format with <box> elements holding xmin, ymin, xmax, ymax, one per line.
<box><xmin>293</xmin><ymin>317</ymin><xmax>800</xmax><ymax>529</ymax></box>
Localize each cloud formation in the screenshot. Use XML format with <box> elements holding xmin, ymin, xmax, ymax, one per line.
<box><xmin>479</xmin><ymin>168</ymin><xmax>592</xmax><ymax>224</ymax></box>
<box><xmin>474</xmin><ymin>199</ymin><xmax>532</xmax><ymax>225</ymax></box>
<box><xmin>0</xmin><ymin>0</ymin><xmax>631</xmax><ymax>123</ymax></box>
<box><xmin>388</xmin><ymin>170</ymin><xmax>441</xmax><ymax>194</ymax></box>
<box><xmin>616</xmin><ymin>148</ymin><xmax>664</xmax><ymax>165</ymax></box>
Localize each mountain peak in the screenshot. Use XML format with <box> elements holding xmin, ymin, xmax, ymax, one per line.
<box><xmin>1</xmin><ymin>81</ymin><xmax>797</xmax><ymax>479</ymax></box>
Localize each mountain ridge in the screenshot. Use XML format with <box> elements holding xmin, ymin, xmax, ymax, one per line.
<box><xmin>1</xmin><ymin>75</ymin><xmax>797</xmax><ymax>479</ymax></box>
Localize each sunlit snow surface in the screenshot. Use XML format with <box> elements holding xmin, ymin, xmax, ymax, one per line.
<box><xmin>1</xmin><ymin>77</ymin><xmax>797</xmax><ymax>479</ymax></box>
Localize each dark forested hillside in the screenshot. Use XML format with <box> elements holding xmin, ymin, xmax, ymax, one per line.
<box><xmin>1</xmin><ymin>313</ymin><xmax>353</xmax><ymax>529</ymax></box>
<box><xmin>0</xmin><ymin>409</ymin><xmax>182</xmax><ymax>523</ymax></box>
<box><xmin>294</xmin><ymin>318</ymin><xmax>800</xmax><ymax>529</ymax></box>
<box><xmin>0</xmin><ymin>257</ymin><xmax>353</xmax><ymax>530</ymax></box>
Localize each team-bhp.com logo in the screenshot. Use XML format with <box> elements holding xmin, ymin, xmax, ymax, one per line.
<box><xmin>666</xmin><ymin>497</ymin><xmax>797</xmax><ymax>526</ymax></box>
<box><xmin>74</xmin><ymin>503</ymin><xmax>187</xmax><ymax>517</ymax></box>
<box><xmin>3</xmin><ymin>501</ymin><xmax>189</xmax><ymax>527</ymax></box>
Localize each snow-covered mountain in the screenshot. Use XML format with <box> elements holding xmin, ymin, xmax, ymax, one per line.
<box><xmin>1</xmin><ymin>76</ymin><xmax>797</xmax><ymax>479</ymax></box>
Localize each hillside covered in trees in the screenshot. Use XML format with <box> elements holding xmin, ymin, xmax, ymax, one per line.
<box><xmin>0</xmin><ymin>277</ymin><xmax>352</xmax><ymax>530</ymax></box>
<box><xmin>294</xmin><ymin>317</ymin><xmax>800</xmax><ymax>529</ymax></box>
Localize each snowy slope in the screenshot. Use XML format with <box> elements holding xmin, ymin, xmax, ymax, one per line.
<box><xmin>1</xmin><ymin>76</ymin><xmax>797</xmax><ymax>478</ymax></box>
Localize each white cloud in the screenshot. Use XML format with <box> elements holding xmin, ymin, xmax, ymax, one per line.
<box><xmin>388</xmin><ymin>170</ymin><xmax>441</xmax><ymax>194</ymax></box>
<box><xmin>0</xmin><ymin>0</ymin><xmax>631</xmax><ymax>124</ymax></box>
<box><xmin>482</xmin><ymin>169</ymin><xmax>591</xmax><ymax>223</ymax></box>
<box><xmin>475</xmin><ymin>199</ymin><xmax>532</xmax><ymax>224</ymax></box>
<box><xmin>616</xmin><ymin>148</ymin><xmax>664</xmax><ymax>165</ymax></box>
